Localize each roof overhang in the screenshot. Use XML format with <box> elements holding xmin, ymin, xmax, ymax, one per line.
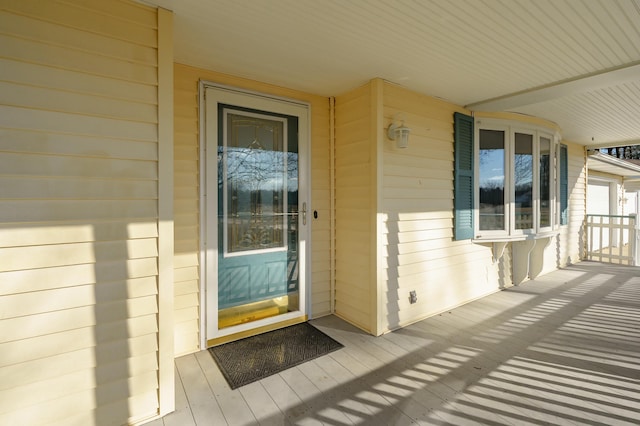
<box><xmin>587</xmin><ymin>150</ymin><xmax>640</xmax><ymax>180</ymax></box>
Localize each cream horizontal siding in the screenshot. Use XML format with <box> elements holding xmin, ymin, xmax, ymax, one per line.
<box><xmin>173</xmin><ymin>63</ymin><xmax>331</xmax><ymax>354</ymax></box>
<box><xmin>309</xmin><ymin>100</ymin><xmax>333</xmax><ymax>317</ymax></box>
<box><xmin>172</xmin><ymin>65</ymin><xmax>201</xmax><ymax>356</ymax></box>
<box><xmin>332</xmin><ymin>79</ymin><xmax>582</xmax><ymax>336</ymax></box>
<box><xmin>560</xmin><ymin>141</ymin><xmax>587</xmax><ymax>265</ymax></box>
<box><xmin>380</xmin><ymin>82</ymin><xmax>499</xmax><ymax>332</ymax></box>
<box><xmin>334</xmin><ymin>83</ymin><xmax>374</xmax><ymax>332</ymax></box>
<box><xmin>0</xmin><ymin>1</ymin><xmax>161</xmax><ymax>424</ymax></box>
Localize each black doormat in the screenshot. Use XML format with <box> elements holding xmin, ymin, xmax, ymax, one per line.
<box><xmin>209</xmin><ymin>322</ymin><xmax>343</xmax><ymax>389</ymax></box>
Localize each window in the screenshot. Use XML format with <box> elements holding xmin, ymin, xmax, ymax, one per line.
<box><xmin>539</xmin><ymin>136</ymin><xmax>552</xmax><ymax>228</ymax></box>
<box><xmin>478</xmin><ymin>129</ymin><xmax>505</xmax><ymax>231</ymax></box>
<box><xmin>453</xmin><ymin>113</ymin><xmax>562</xmax><ymax>241</ymax></box>
<box><xmin>559</xmin><ymin>144</ymin><xmax>568</xmax><ymax>225</ymax></box>
<box><xmin>514</xmin><ymin>132</ymin><xmax>533</xmax><ymax>230</ymax></box>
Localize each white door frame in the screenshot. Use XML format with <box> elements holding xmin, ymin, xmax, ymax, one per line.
<box><xmin>198</xmin><ymin>81</ymin><xmax>311</xmax><ymax>348</ymax></box>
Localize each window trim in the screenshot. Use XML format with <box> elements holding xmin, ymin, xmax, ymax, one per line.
<box><xmin>538</xmin><ymin>131</ymin><xmax>555</xmax><ymax>234</ymax></box>
<box><xmin>510</xmin><ymin>126</ymin><xmax>536</xmax><ymax>238</ymax></box>
<box><xmin>475</xmin><ymin>122</ymin><xmax>509</xmax><ymax>238</ymax></box>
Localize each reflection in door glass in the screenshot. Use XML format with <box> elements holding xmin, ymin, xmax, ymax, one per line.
<box><xmin>224</xmin><ymin>113</ymin><xmax>286</xmax><ymax>254</ymax></box>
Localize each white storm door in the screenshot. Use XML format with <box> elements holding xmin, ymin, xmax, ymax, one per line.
<box><xmin>202</xmin><ymin>84</ymin><xmax>310</xmax><ymax>344</ymax></box>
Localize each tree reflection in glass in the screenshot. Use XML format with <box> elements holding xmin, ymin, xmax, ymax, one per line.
<box><xmin>221</xmin><ymin>113</ymin><xmax>290</xmax><ymax>254</ymax></box>
<box><xmin>514</xmin><ymin>133</ymin><xmax>533</xmax><ymax>230</ymax></box>
<box><xmin>479</xmin><ymin>129</ymin><xmax>505</xmax><ymax>230</ymax></box>
<box><xmin>539</xmin><ymin>136</ymin><xmax>551</xmax><ymax>227</ymax></box>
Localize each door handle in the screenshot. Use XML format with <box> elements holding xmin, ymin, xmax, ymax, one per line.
<box><xmin>302</xmin><ymin>202</ymin><xmax>307</xmax><ymax>226</ymax></box>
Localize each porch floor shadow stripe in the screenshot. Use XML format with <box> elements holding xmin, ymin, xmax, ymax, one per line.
<box><xmin>208</xmin><ymin>322</ymin><xmax>344</xmax><ymax>389</ymax></box>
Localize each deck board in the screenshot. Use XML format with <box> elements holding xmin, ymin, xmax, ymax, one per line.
<box><xmin>299</xmin><ymin>357</ymin><xmax>374</xmax><ymax>424</ymax></box>
<box><xmin>176</xmin><ymin>354</ymin><xmax>225</xmax><ymax>425</ymax></box>
<box><xmin>237</xmin><ymin>382</ymin><xmax>285</xmax><ymax>426</ymax></box>
<box><xmin>154</xmin><ymin>262</ymin><xmax>640</xmax><ymax>425</ymax></box>
<box><xmin>259</xmin><ymin>372</ymin><xmax>313</xmax><ymax>424</ymax></box>
<box><xmin>194</xmin><ymin>350</ymin><xmax>254</xmax><ymax>425</ymax></box>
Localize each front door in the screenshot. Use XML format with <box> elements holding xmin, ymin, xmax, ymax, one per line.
<box><xmin>203</xmin><ymin>84</ymin><xmax>309</xmax><ymax>345</ymax></box>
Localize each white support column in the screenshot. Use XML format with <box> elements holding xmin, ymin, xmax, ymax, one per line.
<box><xmin>610</xmin><ymin>182</ymin><xmax>620</xmax><ymax>247</ymax></box>
<box><xmin>633</xmin><ymin>214</ymin><xmax>640</xmax><ymax>266</ymax></box>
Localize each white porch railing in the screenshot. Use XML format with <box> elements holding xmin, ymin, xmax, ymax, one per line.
<box><xmin>586</xmin><ymin>214</ymin><xmax>638</xmax><ymax>265</ymax></box>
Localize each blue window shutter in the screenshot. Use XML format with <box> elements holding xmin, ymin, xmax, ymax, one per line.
<box><xmin>454</xmin><ymin>112</ymin><xmax>474</xmax><ymax>240</ymax></box>
<box><xmin>560</xmin><ymin>144</ymin><xmax>568</xmax><ymax>225</ymax></box>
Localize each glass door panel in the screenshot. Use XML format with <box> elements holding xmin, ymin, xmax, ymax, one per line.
<box><xmin>217</xmin><ymin>107</ymin><xmax>299</xmax><ymax>329</ymax></box>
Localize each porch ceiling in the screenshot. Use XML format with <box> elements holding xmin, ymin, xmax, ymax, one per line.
<box><xmin>142</xmin><ymin>0</ymin><xmax>640</xmax><ymax>148</ymax></box>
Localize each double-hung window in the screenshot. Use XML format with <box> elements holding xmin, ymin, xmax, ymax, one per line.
<box><xmin>454</xmin><ymin>113</ymin><xmax>565</xmax><ymax>241</ymax></box>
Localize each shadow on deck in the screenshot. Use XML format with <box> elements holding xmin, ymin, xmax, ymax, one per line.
<box><xmin>152</xmin><ymin>261</ymin><xmax>640</xmax><ymax>425</ymax></box>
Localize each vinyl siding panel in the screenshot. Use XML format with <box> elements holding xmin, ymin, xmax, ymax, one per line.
<box><xmin>173</xmin><ymin>63</ymin><xmax>331</xmax><ymax>355</ymax></box>
<box><xmin>309</xmin><ymin>97</ymin><xmax>333</xmax><ymax>318</ymax></box>
<box><xmin>0</xmin><ymin>1</ymin><xmax>161</xmax><ymax>424</ymax></box>
<box><xmin>172</xmin><ymin>65</ymin><xmax>200</xmax><ymax>356</ymax></box>
<box><xmin>380</xmin><ymin>82</ymin><xmax>499</xmax><ymax>332</ymax></box>
<box><xmin>556</xmin><ymin>141</ymin><xmax>587</xmax><ymax>265</ymax></box>
<box><xmin>334</xmin><ymin>83</ymin><xmax>374</xmax><ymax>332</ymax></box>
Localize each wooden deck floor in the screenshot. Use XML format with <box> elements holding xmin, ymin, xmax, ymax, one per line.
<box><xmin>148</xmin><ymin>261</ymin><xmax>640</xmax><ymax>425</ymax></box>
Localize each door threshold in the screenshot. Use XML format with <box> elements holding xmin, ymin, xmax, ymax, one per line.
<box><xmin>218</xmin><ymin>296</ymin><xmax>294</xmax><ymax>329</ymax></box>
<box><xmin>207</xmin><ymin>315</ymin><xmax>307</xmax><ymax>347</ymax></box>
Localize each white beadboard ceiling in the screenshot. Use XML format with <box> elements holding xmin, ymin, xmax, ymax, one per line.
<box><xmin>142</xmin><ymin>0</ymin><xmax>640</xmax><ymax>147</ymax></box>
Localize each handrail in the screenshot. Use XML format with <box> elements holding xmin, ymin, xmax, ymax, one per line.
<box><xmin>586</xmin><ymin>214</ymin><xmax>636</xmax><ymax>219</ymax></box>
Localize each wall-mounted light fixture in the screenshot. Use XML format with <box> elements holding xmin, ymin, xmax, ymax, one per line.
<box><xmin>387</xmin><ymin>117</ymin><xmax>411</xmax><ymax>149</ymax></box>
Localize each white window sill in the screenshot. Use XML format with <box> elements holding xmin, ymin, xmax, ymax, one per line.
<box><xmin>472</xmin><ymin>230</ymin><xmax>560</xmax><ymax>243</ymax></box>
<box><xmin>473</xmin><ymin>230</ymin><xmax>560</xmax><ymax>263</ymax></box>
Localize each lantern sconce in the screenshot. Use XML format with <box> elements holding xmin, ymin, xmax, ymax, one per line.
<box><xmin>387</xmin><ymin>117</ymin><xmax>411</xmax><ymax>149</ymax></box>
